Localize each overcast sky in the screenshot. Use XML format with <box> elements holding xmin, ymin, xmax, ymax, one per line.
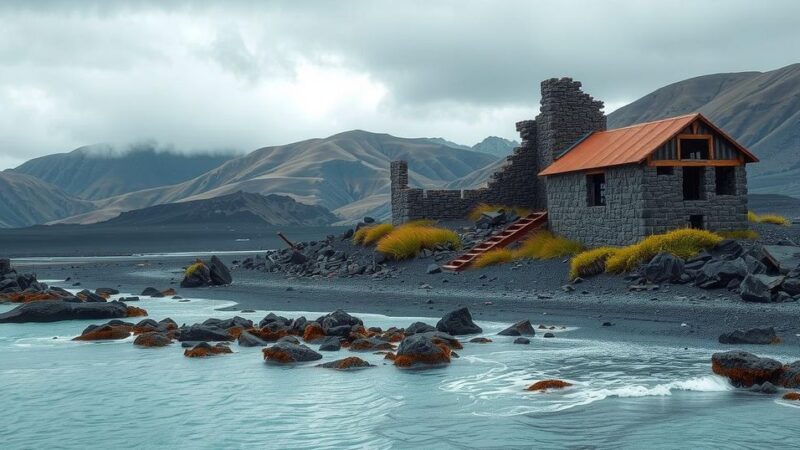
<box><xmin>1</xmin><ymin>0</ymin><xmax>798</xmax><ymax>169</ymax></box>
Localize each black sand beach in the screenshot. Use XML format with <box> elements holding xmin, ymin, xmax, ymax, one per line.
<box><xmin>8</xmin><ymin>222</ymin><xmax>800</xmax><ymax>348</ymax></box>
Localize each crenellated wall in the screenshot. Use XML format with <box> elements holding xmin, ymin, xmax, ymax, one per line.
<box><xmin>390</xmin><ymin>78</ymin><xmax>605</xmax><ymax>224</ymax></box>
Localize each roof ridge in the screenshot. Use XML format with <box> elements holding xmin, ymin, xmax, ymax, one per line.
<box><xmin>606</xmin><ymin>113</ymin><xmax>699</xmax><ymax>132</ymax></box>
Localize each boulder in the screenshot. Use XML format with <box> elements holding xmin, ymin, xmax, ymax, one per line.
<box><xmin>349</xmin><ymin>337</ymin><xmax>395</xmax><ymax>351</ymax></box>
<box><xmin>262</xmin><ymin>341</ymin><xmax>322</xmax><ymax>363</ymax></box>
<box><xmin>134</xmin><ymin>332</ymin><xmax>172</xmax><ymax>347</ymax></box>
<box><xmin>740</xmin><ymin>274</ymin><xmax>776</xmax><ymax>303</ymax></box>
<box><xmin>761</xmin><ymin>245</ymin><xmax>800</xmax><ymax>274</ymax></box>
<box><xmin>76</xmin><ymin>290</ymin><xmax>106</xmax><ymax>303</ymax></box>
<box><xmin>177</xmin><ymin>324</ymin><xmax>232</xmax><ymax>342</ymax></box>
<box><xmin>417</xmin><ymin>331</ymin><xmax>463</xmax><ymax>350</ymax></box>
<box><xmin>180</xmin><ymin>262</ymin><xmax>212</xmax><ymax>288</ymax></box>
<box><xmin>393</xmin><ymin>334</ymin><xmax>451</xmax><ymax>368</ymax></box>
<box><xmin>95</xmin><ymin>287</ymin><xmax>120</xmax><ymax>297</ymax></box>
<box><xmin>497</xmin><ymin>319</ymin><xmax>536</xmax><ymax>337</ymax></box>
<box><xmin>0</xmin><ymin>300</ymin><xmax>129</xmax><ymax>323</ymax></box>
<box><xmin>513</xmin><ymin>337</ymin><xmax>530</xmax><ymax>345</ymax></box>
<box><xmin>318</xmin><ymin>336</ymin><xmax>341</xmax><ymax>351</ymax></box>
<box><xmin>710</xmin><ymin>240</ymin><xmax>745</xmax><ymax>260</ymax></box>
<box><xmin>318</xmin><ymin>357</ymin><xmax>374</xmax><ymax>370</ymax></box>
<box><xmin>778</xmin><ymin>361</ymin><xmax>800</xmax><ymax>388</ymax></box>
<box><xmin>436</xmin><ymin>307</ymin><xmax>482</xmax><ymax>335</ymax></box>
<box><xmin>141</xmin><ymin>287</ymin><xmax>164</xmax><ymax>297</ymax></box>
<box><xmin>184</xmin><ymin>342</ymin><xmax>232</xmax><ymax>358</ymax></box>
<box><xmin>782</xmin><ymin>278</ymin><xmax>800</xmax><ymax>296</ymax></box>
<box><xmin>277</xmin><ymin>335</ymin><xmax>300</xmax><ymax>345</ymax></box>
<box><xmin>718</xmin><ymin>327</ymin><xmax>779</xmax><ymax>345</ymax></box>
<box><xmin>469</xmin><ymin>337</ymin><xmax>492</xmax><ymax>343</ymax></box>
<box><xmin>711</xmin><ymin>351</ymin><xmax>784</xmax><ymax>387</ymax></box>
<box><xmin>405</xmin><ymin>321</ymin><xmax>436</xmax><ymax>335</ymax></box>
<box><xmin>208</xmin><ymin>256</ymin><xmax>232</xmax><ymax>285</ymax></box>
<box><xmin>317</xmin><ymin>309</ymin><xmax>363</xmax><ymax>333</ymax></box>
<box><xmin>303</xmin><ymin>322</ymin><xmax>326</xmax><ymax>343</ymax></box>
<box><xmin>259</xmin><ymin>312</ymin><xmax>290</xmax><ymax>328</ymax></box>
<box><xmin>237</xmin><ymin>330</ymin><xmax>269</xmax><ymax>347</ymax></box>
<box><xmin>644</xmin><ymin>252</ymin><xmax>685</xmax><ymax>283</ymax></box>
<box><xmin>696</xmin><ymin>258</ymin><xmax>748</xmax><ymax>289</ymax></box>
<box><xmin>750</xmin><ymin>382</ymin><xmax>779</xmax><ymax>394</ymax></box>
<box><xmin>744</xmin><ymin>255</ymin><xmax>767</xmax><ymax>275</ymax></box>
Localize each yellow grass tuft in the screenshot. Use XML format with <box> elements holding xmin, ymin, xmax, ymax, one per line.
<box><xmin>605</xmin><ymin>228</ymin><xmax>723</xmax><ymax>274</ymax></box>
<box><xmin>472</xmin><ymin>248</ymin><xmax>515</xmax><ymax>268</ymax></box>
<box><xmin>718</xmin><ymin>229</ymin><xmax>760</xmax><ymax>240</ymax></box>
<box><xmin>352</xmin><ymin>226</ymin><xmax>372</xmax><ymax>245</ymax></box>
<box><xmin>748</xmin><ymin>211</ymin><xmax>790</xmax><ymax>226</ymax></box>
<box><xmin>569</xmin><ymin>247</ymin><xmax>619</xmax><ymax>280</ymax></box>
<box><xmin>361</xmin><ymin>223</ymin><xmax>394</xmax><ymax>246</ymax></box>
<box><xmin>376</xmin><ymin>225</ymin><xmax>461</xmax><ymax>260</ymax></box>
<box><xmin>467</xmin><ymin>203</ymin><xmax>532</xmax><ymax>222</ymax></box>
<box><xmin>185</xmin><ymin>260</ymin><xmax>206</xmax><ymax>277</ymax></box>
<box><xmin>515</xmin><ymin>230</ymin><xmax>584</xmax><ymax>260</ymax></box>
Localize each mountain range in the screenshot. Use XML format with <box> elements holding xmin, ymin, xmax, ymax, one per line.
<box><xmin>1</xmin><ymin>63</ymin><xmax>798</xmax><ymax>228</ymax></box>
<box><xmin>96</xmin><ymin>191</ymin><xmax>337</xmax><ymax>227</ymax></box>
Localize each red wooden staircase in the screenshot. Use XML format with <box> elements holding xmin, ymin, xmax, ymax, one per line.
<box><xmin>442</xmin><ymin>211</ymin><xmax>548</xmax><ymax>272</ymax></box>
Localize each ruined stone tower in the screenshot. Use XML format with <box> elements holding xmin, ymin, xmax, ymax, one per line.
<box><xmin>390</xmin><ymin>78</ymin><xmax>605</xmax><ymax>224</ymax></box>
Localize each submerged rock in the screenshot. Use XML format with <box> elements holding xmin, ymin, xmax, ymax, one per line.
<box><xmin>513</xmin><ymin>337</ymin><xmax>531</xmax><ymax>345</ymax></box>
<box><xmin>525</xmin><ymin>379</ymin><xmax>573</xmax><ymax>391</ymax></box>
<box><xmin>436</xmin><ymin>307</ymin><xmax>482</xmax><ymax>335</ymax></box>
<box><xmin>318</xmin><ymin>336</ymin><xmax>341</xmax><ymax>351</ymax></box>
<box><xmin>498</xmin><ymin>320</ymin><xmax>536</xmax><ymax>337</ymax></box>
<box><xmin>0</xmin><ymin>300</ymin><xmax>130</xmax><ymax>324</ymax></box>
<box><xmin>349</xmin><ymin>337</ymin><xmax>394</xmax><ymax>352</ymax></box>
<box><xmin>73</xmin><ymin>323</ymin><xmax>132</xmax><ymax>341</ymax></box>
<box><xmin>393</xmin><ymin>334</ymin><xmax>451</xmax><ymax>369</ymax></box>
<box><xmin>262</xmin><ymin>341</ymin><xmax>322</xmax><ymax>363</ymax></box>
<box><xmin>318</xmin><ymin>357</ymin><xmax>374</xmax><ymax>371</ymax></box>
<box><xmin>184</xmin><ymin>342</ymin><xmax>232</xmax><ymax>358</ymax></box>
<box><xmin>718</xmin><ymin>327</ymin><xmax>779</xmax><ymax>345</ymax></box>
<box><xmin>469</xmin><ymin>337</ymin><xmax>492</xmax><ymax>343</ymax></box>
<box><xmin>177</xmin><ymin>324</ymin><xmax>233</xmax><ymax>342</ymax></box>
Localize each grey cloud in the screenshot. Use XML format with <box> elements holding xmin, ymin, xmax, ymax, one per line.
<box><xmin>0</xmin><ymin>0</ymin><xmax>799</xmax><ymax>169</ymax></box>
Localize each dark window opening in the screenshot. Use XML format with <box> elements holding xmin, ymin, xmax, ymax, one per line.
<box><xmin>587</xmin><ymin>173</ymin><xmax>606</xmax><ymax>206</ymax></box>
<box><xmin>715</xmin><ymin>167</ymin><xmax>736</xmax><ymax>195</ymax></box>
<box><xmin>683</xmin><ymin>167</ymin><xmax>705</xmax><ymax>200</ymax></box>
<box><xmin>657</xmin><ymin>166</ymin><xmax>674</xmax><ymax>176</ymax></box>
<box><xmin>689</xmin><ymin>215</ymin><xmax>704</xmax><ymax>230</ymax></box>
<box><xmin>681</xmin><ymin>138</ymin><xmax>710</xmax><ymax>160</ymax></box>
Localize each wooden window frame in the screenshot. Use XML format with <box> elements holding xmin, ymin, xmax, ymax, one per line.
<box><xmin>586</xmin><ymin>171</ymin><xmax>606</xmax><ymax>207</ymax></box>
<box><xmin>677</xmin><ymin>134</ymin><xmax>713</xmax><ymax>161</ymax></box>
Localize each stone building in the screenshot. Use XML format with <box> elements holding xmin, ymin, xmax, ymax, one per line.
<box><xmin>390</xmin><ymin>78</ymin><xmax>758</xmax><ymax>247</ymax></box>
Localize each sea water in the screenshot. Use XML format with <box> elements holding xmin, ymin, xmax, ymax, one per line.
<box><xmin>1</xmin><ymin>290</ymin><xmax>798</xmax><ymax>449</ymax></box>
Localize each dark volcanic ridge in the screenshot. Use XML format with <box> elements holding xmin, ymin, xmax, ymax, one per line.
<box><xmin>98</xmin><ymin>191</ymin><xmax>338</xmax><ymax>227</ymax></box>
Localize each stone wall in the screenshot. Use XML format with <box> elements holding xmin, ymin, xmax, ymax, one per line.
<box><xmin>641</xmin><ymin>166</ymin><xmax>748</xmax><ymax>234</ymax></box>
<box><xmin>546</xmin><ymin>164</ymin><xmax>749</xmax><ymax>247</ymax></box>
<box><xmin>390</xmin><ymin>78</ymin><xmax>606</xmax><ymax>224</ymax></box>
<box><xmin>546</xmin><ymin>165</ymin><xmax>646</xmax><ymax>247</ymax></box>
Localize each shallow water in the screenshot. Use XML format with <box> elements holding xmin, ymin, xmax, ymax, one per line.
<box><xmin>1</xmin><ymin>290</ymin><xmax>798</xmax><ymax>449</ymax></box>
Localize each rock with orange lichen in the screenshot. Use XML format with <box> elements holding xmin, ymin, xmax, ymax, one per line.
<box><xmin>73</xmin><ymin>322</ymin><xmax>133</xmax><ymax>341</ymax></box>
<box><xmin>393</xmin><ymin>334</ymin><xmax>451</xmax><ymax>369</ymax></box>
<box><xmin>134</xmin><ymin>332</ymin><xmax>172</xmax><ymax>347</ymax></box>
<box><xmin>184</xmin><ymin>342</ymin><xmax>232</xmax><ymax>357</ymax></box>
<box><xmin>469</xmin><ymin>337</ymin><xmax>493</xmax><ymax>344</ymax></box>
<box><xmin>711</xmin><ymin>351</ymin><xmax>784</xmax><ymax>387</ymax></box>
<box><xmin>303</xmin><ymin>322</ymin><xmax>326</xmax><ymax>343</ymax></box>
<box><xmin>349</xmin><ymin>337</ymin><xmax>395</xmax><ymax>352</ymax></box>
<box><xmin>0</xmin><ymin>291</ymin><xmax>63</xmax><ymax>303</ymax></box>
<box><xmin>0</xmin><ymin>300</ymin><xmax>130</xmax><ymax>323</ymax></box>
<box><xmin>318</xmin><ymin>357</ymin><xmax>374</xmax><ymax>371</ymax></box>
<box><xmin>132</xmin><ymin>318</ymin><xmax>177</xmax><ymax>335</ymax></box>
<box><xmin>161</xmin><ymin>288</ymin><xmax>177</xmax><ymax>297</ymax></box>
<box><xmin>383</xmin><ymin>352</ymin><xmax>396</xmax><ymax>361</ymax></box>
<box><xmin>526</xmin><ymin>379</ymin><xmax>573</xmax><ymax>391</ymax></box>
<box><xmin>262</xmin><ymin>341</ymin><xmax>322</xmax><ymax>364</ymax></box>
<box><xmin>418</xmin><ymin>331</ymin><xmax>463</xmax><ymax>350</ymax></box>
<box><xmin>783</xmin><ymin>392</ymin><xmax>800</xmax><ymax>401</ymax></box>
<box><xmin>779</xmin><ymin>361</ymin><xmax>800</xmax><ymax>388</ymax></box>
<box><xmin>126</xmin><ymin>306</ymin><xmax>148</xmax><ymax>317</ymax></box>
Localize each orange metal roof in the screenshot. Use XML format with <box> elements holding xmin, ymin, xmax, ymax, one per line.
<box><xmin>538</xmin><ymin>113</ymin><xmax>758</xmax><ymax>176</ymax></box>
